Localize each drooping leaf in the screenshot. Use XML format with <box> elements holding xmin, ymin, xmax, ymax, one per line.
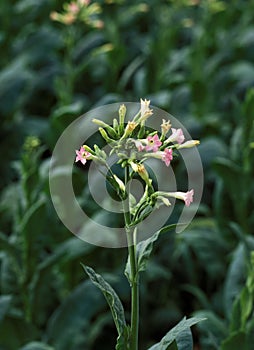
<box><xmin>115</xmin><ymin>325</ymin><xmax>131</xmax><ymax>350</ymax></box>
<box><xmin>82</xmin><ymin>264</ymin><xmax>126</xmax><ymax>336</ymax></box>
<box><xmin>147</xmin><ymin>317</ymin><xmax>205</xmax><ymax>350</ymax></box>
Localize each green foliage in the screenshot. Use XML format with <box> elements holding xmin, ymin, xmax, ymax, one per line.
<box><xmin>148</xmin><ymin>317</ymin><xmax>205</xmax><ymax>350</ymax></box>
<box><xmin>1</xmin><ymin>0</ymin><xmax>254</xmax><ymax>348</ymax></box>
<box><xmin>220</xmin><ymin>251</ymin><xmax>254</xmax><ymax>350</ymax></box>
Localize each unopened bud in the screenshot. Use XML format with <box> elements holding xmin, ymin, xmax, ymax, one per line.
<box><xmin>121</xmin><ymin>121</ymin><xmax>138</xmax><ymax>139</ymax></box>
<box><xmin>177</xmin><ymin>140</ymin><xmax>200</xmax><ymax>149</ymax></box>
<box><xmin>119</xmin><ymin>104</ymin><xmax>126</xmax><ymax>126</ymax></box>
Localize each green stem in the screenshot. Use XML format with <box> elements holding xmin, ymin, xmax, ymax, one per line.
<box><xmin>130</xmin><ymin>234</ymin><xmax>139</xmax><ymax>350</ymax></box>
<box><xmin>123</xmin><ymin>167</ymin><xmax>139</xmax><ymax>350</ymax></box>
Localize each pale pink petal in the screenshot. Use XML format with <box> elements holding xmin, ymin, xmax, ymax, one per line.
<box><xmin>162</xmin><ymin>148</ymin><xmax>173</xmax><ymax>166</ymax></box>
<box><xmin>75</xmin><ymin>147</ymin><xmax>91</xmax><ymax>165</ymax></box>
<box><xmin>145</xmin><ymin>134</ymin><xmax>162</xmax><ymax>152</ymax></box>
<box><xmin>184</xmin><ymin>189</ymin><xmax>194</xmax><ymax>206</ymax></box>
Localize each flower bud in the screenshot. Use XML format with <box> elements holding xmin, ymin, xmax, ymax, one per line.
<box><xmin>119</xmin><ymin>104</ymin><xmax>126</xmax><ymax>125</ymax></box>
<box><xmin>93</xmin><ymin>119</ymin><xmax>117</xmax><ymax>138</ymax></box>
<box><xmin>177</xmin><ymin>140</ymin><xmax>200</xmax><ymax>149</ymax></box>
<box><xmin>121</xmin><ymin>121</ymin><xmax>138</xmax><ymax>139</ymax></box>
<box><xmin>113</xmin><ymin>174</ymin><xmax>126</xmax><ymax>194</ymax></box>
<box><xmin>161</xmin><ymin>119</ymin><xmax>171</xmax><ymax>137</ymax></box>
<box><xmin>130</xmin><ymin>162</ymin><xmax>152</xmax><ymax>187</ymax></box>
<box><xmin>99</xmin><ymin>127</ymin><xmax>115</xmax><ymax>144</ymax></box>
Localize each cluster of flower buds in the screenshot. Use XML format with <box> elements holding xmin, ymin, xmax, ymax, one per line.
<box><xmin>75</xmin><ymin>99</ymin><xmax>200</xmax><ymax>224</ymax></box>
<box><xmin>50</xmin><ymin>0</ymin><xmax>103</xmax><ymax>28</ymax></box>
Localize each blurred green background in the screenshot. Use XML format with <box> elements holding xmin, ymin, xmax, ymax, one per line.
<box><xmin>1</xmin><ymin>0</ymin><xmax>254</xmax><ymax>349</ymax></box>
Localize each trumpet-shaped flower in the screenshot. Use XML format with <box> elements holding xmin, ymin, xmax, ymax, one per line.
<box><xmin>143</xmin><ymin>148</ymin><xmax>173</xmax><ymax>167</ymax></box>
<box><xmin>166</xmin><ymin>128</ymin><xmax>185</xmax><ymax>144</ymax></box>
<box><xmin>169</xmin><ymin>189</ymin><xmax>194</xmax><ymax>206</ymax></box>
<box><xmin>145</xmin><ymin>134</ymin><xmax>162</xmax><ymax>152</ymax></box>
<box><xmin>75</xmin><ymin>146</ymin><xmax>91</xmax><ymax>165</ymax></box>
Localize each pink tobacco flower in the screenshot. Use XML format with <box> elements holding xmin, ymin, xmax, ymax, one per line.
<box><xmin>145</xmin><ymin>134</ymin><xmax>162</xmax><ymax>152</ymax></box>
<box><xmin>75</xmin><ymin>146</ymin><xmax>91</xmax><ymax>165</ymax></box>
<box><xmin>162</xmin><ymin>148</ymin><xmax>173</xmax><ymax>166</ymax></box>
<box><xmin>168</xmin><ymin>189</ymin><xmax>194</xmax><ymax>206</ymax></box>
<box><xmin>166</xmin><ymin>128</ymin><xmax>185</xmax><ymax>144</ymax></box>
<box><xmin>68</xmin><ymin>2</ymin><xmax>79</xmax><ymax>14</ymax></box>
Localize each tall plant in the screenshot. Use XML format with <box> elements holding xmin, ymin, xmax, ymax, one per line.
<box><xmin>75</xmin><ymin>99</ymin><xmax>204</xmax><ymax>349</ymax></box>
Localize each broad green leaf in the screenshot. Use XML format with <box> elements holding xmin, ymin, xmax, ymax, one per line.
<box><xmin>0</xmin><ymin>295</ymin><xmax>12</xmax><ymax>322</ymax></box>
<box><xmin>213</xmin><ymin>158</ymin><xmax>242</xmax><ymax>202</ymax></box>
<box><xmin>176</xmin><ymin>327</ymin><xmax>193</xmax><ymax>350</ymax></box>
<box><xmin>240</xmin><ymin>287</ymin><xmax>253</xmax><ymax>327</ymax></box>
<box><xmin>0</xmin><ymin>316</ymin><xmax>38</xmax><ymax>350</ymax></box>
<box><xmin>194</xmin><ymin>310</ymin><xmax>227</xmax><ymax>344</ymax></box>
<box><xmin>0</xmin><ymin>232</ymin><xmax>19</xmax><ymax>259</ymax></box>
<box><xmin>82</xmin><ymin>264</ymin><xmax>126</xmax><ymax>336</ymax></box>
<box><xmin>118</xmin><ymin>55</ymin><xmax>144</xmax><ymax>90</ymax></box>
<box><xmin>224</xmin><ymin>243</ymin><xmax>247</xmax><ymax>319</ymax></box>
<box><xmin>19</xmin><ymin>342</ymin><xmax>54</xmax><ymax>350</ymax></box>
<box><xmin>242</xmin><ymin>88</ymin><xmax>254</xmax><ymax>146</ymax></box>
<box><xmin>246</xmin><ymin>317</ymin><xmax>254</xmax><ymax>348</ymax></box>
<box><xmin>147</xmin><ymin>317</ymin><xmax>205</xmax><ymax>350</ymax></box>
<box><xmin>220</xmin><ymin>331</ymin><xmax>247</xmax><ymax>350</ymax></box>
<box><xmin>18</xmin><ymin>195</ymin><xmax>46</xmax><ymax>239</ymax></box>
<box><xmin>125</xmin><ymin>224</ymin><xmax>177</xmax><ymax>282</ymax></box>
<box><xmin>45</xmin><ymin>280</ymin><xmax>106</xmax><ymax>350</ymax></box>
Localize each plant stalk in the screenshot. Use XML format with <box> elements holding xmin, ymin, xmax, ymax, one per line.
<box><xmin>124</xmin><ymin>167</ymin><xmax>139</xmax><ymax>350</ymax></box>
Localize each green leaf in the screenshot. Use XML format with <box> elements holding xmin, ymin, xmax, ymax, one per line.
<box><xmin>240</xmin><ymin>287</ymin><xmax>253</xmax><ymax>327</ymax></box>
<box><xmin>125</xmin><ymin>224</ymin><xmax>177</xmax><ymax>283</ymax></box>
<box><xmin>220</xmin><ymin>331</ymin><xmax>247</xmax><ymax>350</ymax></box>
<box><xmin>0</xmin><ymin>316</ymin><xmax>39</xmax><ymax>350</ymax></box>
<box><xmin>0</xmin><ymin>232</ymin><xmax>19</xmax><ymax>259</ymax></box>
<box><xmin>147</xmin><ymin>317</ymin><xmax>205</xmax><ymax>350</ymax></box>
<box><xmin>176</xmin><ymin>327</ymin><xmax>193</xmax><ymax>350</ymax></box>
<box><xmin>115</xmin><ymin>325</ymin><xmax>131</xmax><ymax>350</ymax></box>
<box><xmin>82</xmin><ymin>264</ymin><xmax>126</xmax><ymax>336</ymax></box>
<box><xmin>0</xmin><ymin>295</ymin><xmax>12</xmax><ymax>322</ymax></box>
<box><xmin>19</xmin><ymin>342</ymin><xmax>54</xmax><ymax>350</ymax></box>
<box><xmin>46</xmin><ymin>280</ymin><xmax>106</xmax><ymax>350</ymax></box>
<box><xmin>193</xmin><ymin>310</ymin><xmax>227</xmax><ymax>345</ymax></box>
<box><xmin>224</xmin><ymin>243</ymin><xmax>247</xmax><ymax>319</ymax></box>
